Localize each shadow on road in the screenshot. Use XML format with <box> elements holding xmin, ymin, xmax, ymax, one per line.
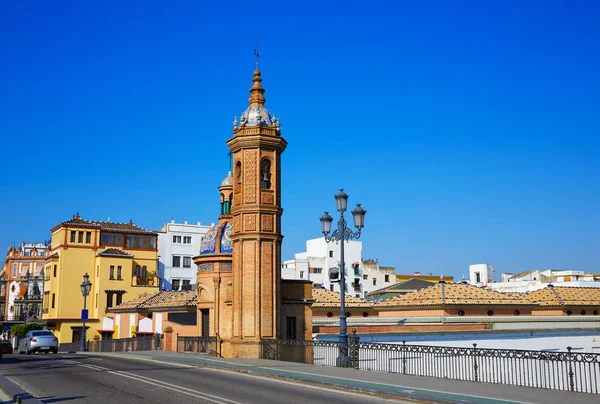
<box><xmin>39</xmin><ymin>395</ymin><xmax>87</xmax><ymax>403</ymax></box>
<box><xmin>1</xmin><ymin>355</ymin><xmax>64</xmax><ymax>365</ymax></box>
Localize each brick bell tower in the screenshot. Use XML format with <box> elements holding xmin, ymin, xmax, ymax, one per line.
<box><xmin>225</xmin><ymin>66</ymin><xmax>287</xmax><ymax>358</ymax></box>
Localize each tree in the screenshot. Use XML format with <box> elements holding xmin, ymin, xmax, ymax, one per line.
<box><xmin>11</xmin><ymin>323</ymin><xmax>43</xmax><ymax>338</ymax></box>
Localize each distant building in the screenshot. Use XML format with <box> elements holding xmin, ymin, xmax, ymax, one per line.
<box><xmin>282</xmin><ymin>240</ymin><xmax>397</xmax><ymax>299</ymax></box>
<box><xmin>282</xmin><ymin>237</ymin><xmax>364</xmax><ymax>297</ymax></box>
<box><xmin>157</xmin><ymin>219</ymin><xmax>211</xmax><ymax>291</ymax></box>
<box><xmin>396</xmin><ymin>272</ymin><xmax>454</xmax><ymax>283</ymax></box>
<box><xmin>362</xmin><ymin>259</ymin><xmax>396</xmax><ymax>296</ymax></box>
<box><xmin>366</xmin><ymin>278</ymin><xmax>435</xmax><ymax>303</ymax></box>
<box><xmin>482</xmin><ymin>268</ymin><xmax>600</xmax><ymax>293</ymax></box>
<box><xmin>469</xmin><ymin>263</ymin><xmax>495</xmax><ymax>286</ymax></box>
<box><xmin>0</xmin><ymin>242</ymin><xmax>48</xmax><ymax>325</ymax></box>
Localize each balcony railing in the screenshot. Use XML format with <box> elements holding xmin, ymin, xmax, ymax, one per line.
<box><xmin>133</xmin><ymin>275</ymin><xmax>157</xmax><ymax>287</ymax></box>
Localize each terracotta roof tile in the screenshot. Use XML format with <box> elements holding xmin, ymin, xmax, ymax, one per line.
<box><xmin>98</xmin><ymin>248</ymin><xmax>133</xmax><ymax>258</ymax></box>
<box><xmin>111</xmin><ymin>290</ymin><xmax>197</xmax><ymax>310</ymax></box>
<box><xmin>312</xmin><ymin>287</ymin><xmax>372</xmax><ymax>308</ymax></box>
<box><xmin>375</xmin><ymin>283</ymin><xmax>536</xmax><ymax>308</ymax></box>
<box><xmin>52</xmin><ymin>216</ymin><xmax>156</xmax><ymax>235</ymax></box>
<box><xmin>528</xmin><ymin>286</ymin><xmax>600</xmax><ymax>306</ymax></box>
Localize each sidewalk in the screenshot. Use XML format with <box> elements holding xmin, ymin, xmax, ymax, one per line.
<box><xmin>80</xmin><ymin>350</ymin><xmax>596</xmax><ymax>404</ymax></box>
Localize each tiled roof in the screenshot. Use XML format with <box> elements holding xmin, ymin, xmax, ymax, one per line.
<box><xmin>528</xmin><ymin>286</ymin><xmax>600</xmax><ymax>306</ymax></box>
<box><xmin>52</xmin><ymin>215</ymin><xmax>156</xmax><ymax>235</ymax></box>
<box><xmin>111</xmin><ymin>290</ymin><xmax>197</xmax><ymax>311</ymax></box>
<box><xmin>367</xmin><ymin>278</ymin><xmax>435</xmax><ymax>296</ymax></box>
<box><xmin>510</xmin><ymin>269</ymin><xmax>538</xmax><ymax>279</ymax></box>
<box><xmin>98</xmin><ymin>248</ymin><xmax>133</xmax><ymax>258</ymax></box>
<box><xmin>375</xmin><ymin>283</ymin><xmax>536</xmax><ymax>307</ymax></box>
<box><xmin>92</xmin><ymin>221</ymin><xmax>156</xmax><ymax>235</ymax></box>
<box><xmin>312</xmin><ymin>288</ymin><xmax>373</xmax><ymax>308</ymax></box>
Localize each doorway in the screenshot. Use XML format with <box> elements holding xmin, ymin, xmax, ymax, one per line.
<box><xmin>201</xmin><ymin>309</ymin><xmax>210</xmax><ymax>337</ymax></box>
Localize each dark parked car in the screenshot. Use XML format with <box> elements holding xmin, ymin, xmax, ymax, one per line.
<box><xmin>0</xmin><ymin>340</ymin><xmax>12</xmax><ymax>355</ymax></box>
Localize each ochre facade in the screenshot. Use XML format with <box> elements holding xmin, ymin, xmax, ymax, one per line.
<box><xmin>42</xmin><ymin>215</ymin><xmax>159</xmax><ymax>343</ymax></box>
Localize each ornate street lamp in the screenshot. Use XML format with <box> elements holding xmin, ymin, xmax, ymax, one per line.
<box><xmin>319</xmin><ymin>189</ymin><xmax>366</xmax><ymax>367</ymax></box>
<box><xmin>80</xmin><ymin>273</ymin><xmax>92</xmax><ymax>352</ymax></box>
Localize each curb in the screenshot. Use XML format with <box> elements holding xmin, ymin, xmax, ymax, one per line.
<box><xmin>0</xmin><ymin>376</ymin><xmax>44</xmax><ymax>404</ymax></box>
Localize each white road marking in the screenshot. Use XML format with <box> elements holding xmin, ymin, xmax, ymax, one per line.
<box><xmin>202</xmin><ymin>367</ymin><xmax>404</xmax><ymax>402</ymax></box>
<box><xmin>60</xmin><ymin>359</ymin><xmax>109</xmax><ymax>371</ymax></box>
<box><xmin>60</xmin><ymin>359</ymin><xmax>244</xmax><ymax>404</ymax></box>
<box><xmin>109</xmin><ymin>370</ymin><xmax>244</xmax><ymax>404</ymax></box>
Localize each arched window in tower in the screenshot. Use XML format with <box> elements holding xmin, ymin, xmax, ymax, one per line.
<box><xmin>220</xmin><ymin>193</ymin><xmax>225</xmax><ymax>215</ymax></box>
<box><xmin>235</xmin><ymin>161</ymin><xmax>242</xmax><ymax>190</ymax></box>
<box><xmin>260</xmin><ymin>159</ymin><xmax>271</xmax><ymax>189</ymax></box>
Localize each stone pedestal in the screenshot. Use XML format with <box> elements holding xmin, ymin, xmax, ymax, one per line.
<box><xmin>221</xmin><ymin>338</ymin><xmax>262</xmax><ymax>359</ymax></box>
<box><xmin>164</xmin><ymin>326</ymin><xmax>174</xmax><ymax>351</ymax></box>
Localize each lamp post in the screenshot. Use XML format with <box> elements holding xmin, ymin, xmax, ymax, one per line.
<box><xmin>320</xmin><ymin>189</ymin><xmax>366</xmax><ymax>367</ymax></box>
<box><xmin>80</xmin><ymin>273</ymin><xmax>92</xmax><ymax>352</ymax></box>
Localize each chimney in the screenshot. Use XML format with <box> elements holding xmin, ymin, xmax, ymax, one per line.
<box><xmin>107</xmin><ymin>216</ymin><xmax>111</xmax><ymax>222</ymax></box>
<box><xmin>196</xmin><ymin>221</ymin><xmax>200</xmax><ymax>225</ymax></box>
<box><xmin>171</xmin><ymin>218</ymin><xmax>175</xmax><ymax>224</ymax></box>
<box><xmin>414</xmin><ymin>271</ymin><xmax>420</xmax><ymax>276</ymax></box>
<box><xmin>184</xmin><ymin>220</ymin><xmax>188</xmax><ymax>225</ymax></box>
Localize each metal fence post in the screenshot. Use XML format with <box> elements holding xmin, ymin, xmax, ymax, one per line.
<box><xmin>472</xmin><ymin>343</ymin><xmax>479</xmax><ymax>382</ymax></box>
<box><xmin>349</xmin><ymin>329</ymin><xmax>360</xmax><ymax>369</ymax></box>
<box><xmin>567</xmin><ymin>346</ymin><xmax>575</xmax><ymax>392</ymax></box>
<box><xmin>176</xmin><ymin>333</ymin><xmax>179</xmax><ymax>353</ymax></box>
<box><xmin>402</xmin><ymin>341</ymin><xmax>407</xmax><ymax>375</ymax></box>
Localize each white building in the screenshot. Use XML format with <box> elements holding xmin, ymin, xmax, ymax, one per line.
<box><xmin>362</xmin><ymin>259</ymin><xmax>396</xmax><ymax>295</ymax></box>
<box><xmin>282</xmin><ymin>238</ymin><xmax>396</xmax><ymax>298</ymax></box>
<box><xmin>157</xmin><ymin>219</ymin><xmax>211</xmax><ymax>291</ymax></box>
<box><xmin>283</xmin><ymin>237</ymin><xmax>364</xmax><ymax>296</ymax></box>
<box><xmin>469</xmin><ymin>263</ymin><xmax>495</xmax><ymax>286</ymax></box>
<box><xmin>468</xmin><ymin>264</ymin><xmax>600</xmax><ymax>293</ymax></box>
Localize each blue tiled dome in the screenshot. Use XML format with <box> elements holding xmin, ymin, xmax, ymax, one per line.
<box><xmin>199</xmin><ymin>222</ymin><xmax>232</xmax><ymax>255</ymax></box>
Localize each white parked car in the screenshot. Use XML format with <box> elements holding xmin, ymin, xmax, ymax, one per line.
<box><xmin>18</xmin><ymin>330</ymin><xmax>59</xmax><ymax>354</ymax></box>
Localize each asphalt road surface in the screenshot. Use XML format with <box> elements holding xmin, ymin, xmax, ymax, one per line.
<box><xmin>0</xmin><ymin>353</ymin><xmax>407</xmax><ymax>403</ymax></box>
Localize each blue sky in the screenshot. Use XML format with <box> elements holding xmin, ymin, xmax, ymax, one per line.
<box><xmin>1</xmin><ymin>1</ymin><xmax>598</xmax><ymax>279</ymax></box>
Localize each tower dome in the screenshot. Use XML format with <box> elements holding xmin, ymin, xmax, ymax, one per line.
<box><xmin>221</xmin><ymin>171</ymin><xmax>233</xmax><ymax>187</ymax></box>
<box><xmin>199</xmin><ymin>222</ymin><xmax>233</xmax><ymax>255</ymax></box>
<box><xmin>235</xmin><ymin>69</ymin><xmax>280</xmax><ymax>129</ymax></box>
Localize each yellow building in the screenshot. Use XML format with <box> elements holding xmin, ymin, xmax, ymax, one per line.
<box><xmin>42</xmin><ymin>214</ymin><xmax>159</xmax><ymax>343</ymax></box>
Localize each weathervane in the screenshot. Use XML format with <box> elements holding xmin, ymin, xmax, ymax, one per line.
<box><xmin>254</xmin><ymin>38</ymin><xmax>260</xmax><ymax>69</ymax></box>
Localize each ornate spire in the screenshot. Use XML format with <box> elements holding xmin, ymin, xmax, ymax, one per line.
<box><xmin>248</xmin><ymin>69</ymin><xmax>266</xmax><ymax>107</ymax></box>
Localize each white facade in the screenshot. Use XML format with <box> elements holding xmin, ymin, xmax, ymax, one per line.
<box><xmin>157</xmin><ymin>220</ymin><xmax>211</xmax><ymax>291</ymax></box>
<box><xmin>469</xmin><ymin>263</ymin><xmax>495</xmax><ymax>286</ymax></box>
<box><xmin>362</xmin><ymin>259</ymin><xmax>396</xmax><ymax>295</ymax></box>
<box><xmin>471</xmin><ymin>266</ymin><xmax>600</xmax><ymax>293</ymax></box>
<box><xmin>283</xmin><ymin>237</ymin><xmax>365</xmax><ymax>297</ymax></box>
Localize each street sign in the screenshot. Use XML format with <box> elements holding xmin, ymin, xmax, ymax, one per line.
<box><xmin>4</xmin><ymin>326</ymin><xmax>11</xmax><ymax>331</ymax></box>
<box><xmin>81</xmin><ymin>309</ymin><xmax>88</xmax><ymax>321</ymax></box>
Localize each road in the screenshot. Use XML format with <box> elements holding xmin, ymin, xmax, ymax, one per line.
<box><xmin>0</xmin><ymin>353</ymin><xmax>407</xmax><ymax>403</ymax></box>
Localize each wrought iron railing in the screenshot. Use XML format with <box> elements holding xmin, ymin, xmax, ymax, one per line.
<box><xmin>260</xmin><ymin>338</ymin><xmax>600</xmax><ymax>394</ymax></box>
<box><xmin>59</xmin><ymin>334</ymin><xmax>163</xmax><ymax>353</ymax></box>
<box><xmin>59</xmin><ymin>341</ymin><xmax>89</xmax><ymax>353</ymax></box>
<box><xmin>95</xmin><ymin>334</ymin><xmax>164</xmax><ymax>353</ymax></box>
<box><xmin>176</xmin><ymin>336</ymin><xmax>218</xmax><ymax>356</ymax></box>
